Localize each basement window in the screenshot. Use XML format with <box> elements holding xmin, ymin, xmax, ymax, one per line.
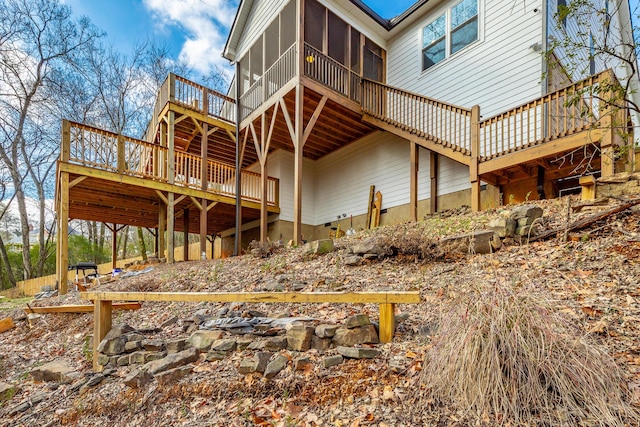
<box><xmin>422</xmin><ymin>0</ymin><xmax>478</xmax><ymax>71</ymax></box>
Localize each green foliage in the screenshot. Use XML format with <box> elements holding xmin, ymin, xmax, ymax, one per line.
<box><xmin>68</xmin><ymin>234</ymin><xmax>110</xmax><ymax>265</ymax></box>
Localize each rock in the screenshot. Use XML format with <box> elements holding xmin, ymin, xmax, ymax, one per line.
<box><xmin>439</xmin><ymin>230</ymin><xmax>501</xmax><ymax>254</ymax></box>
<box><xmin>126</xmin><ymin>333</ymin><xmax>145</xmax><ymax>342</ymax></box>
<box><xmin>337</xmin><ymin>346</ymin><xmax>381</xmax><ymax>359</ymax></box>
<box><xmin>291</xmin><ymin>283</ymin><xmax>306</xmax><ymax>291</ymax></box>
<box><xmin>0</xmin><ymin>382</ymin><xmax>16</xmax><ymax>401</ymax></box>
<box><xmin>236</xmin><ymin>336</ymin><xmax>254</xmax><ymax>350</ymax></box>
<box><xmin>302</xmin><ymin>239</ymin><xmax>334</xmax><ymax>255</ymax></box>
<box><xmin>156</xmin><ymin>366</ymin><xmax>192</xmax><ymax>385</ymax></box>
<box><xmin>142</xmin><ymin>339</ymin><xmax>165</xmax><ymax>351</ymax></box>
<box><xmin>286</xmin><ymin>325</ymin><xmax>314</xmax><ymax>351</ymax></box>
<box><xmin>294</xmin><ymin>356</ymin><xmax>312</xmax><ymax>371</ymax></box>
<box><xmin>510</xmin><ymin>205</ymin><xmax>543</xmax><ymax>220</ymax></box>
<box><xmin>97</xmin><ymin>354</ymin><xmax>110</xmax><ymax>367</ymax></box>
<box><xmin>211</xmin><ymin>339</ymin><xmax>237</xmax><ymax>352</ymax></box>
<box><xmin>350</xmin><ymin>241</ymin><xmax>386</xmax><ymax>256</ymax></box>
<box><xmin>103</xmin><ymin>324</ymin><xmax>135</xmax><ymax>341</ymax></box>
<box><xmin>261</xmin><ymin>279</ymin><xmax>284</xmax><ymax>292</ymax></box>
<box><xmin>186</xmin><ymin>330</ymin><xmax>224</xmax><ymax>351</ymax></box>
<box><xmin>8</xmin><ymin>392</ymin><xmax>47</xmax><ymax>416</ymax></box>
<box><xmin>237</xmin><ymin>359</ymin><xmax>257</xmax><ymax>375</ymax></box>
<box><xmin>488</xmin><ymin>216</ymin><xmax>516</xmax><ymax>238</ymax></box>
<box><xmin>97</xmin><ymin>335</ymin><xmax>127</xmax><ymax>356</ymax></box>
<box><xmin>515</xmin><ymin>225</ymin><xmax>536</xmax><ymax>237</ymax></box>
<box><xmin>144</xmin><ymin>351</ymin><xmax>167</xmax><ymax>362</ymax></box>
<box><xmin>248</xmin><ymin>310</ymin><xmax>267</xmax><ymax>318</ymax></box>
<box><xmin>332</xmin><ymin>325</ymin><xmax>379</xmax><ymax>346</ymax></box>
<box><xmin>343</xmin><ymin>255</ymin><xmax>362</xmax><ymax>266</ymax></box>
<box><xmin>216</xmin><ymin>307</ymin><xmax>229</xmax><ymax>317</ymax></box>
<box><xmin>315</xmin><ymin>324</ymin><xmax>338</xmax><ymax>338</ymax></box>
<box><xmin>264</xmin><ymin>355</ymin><xmax>288</xmax><ymax>379</ymax></box>
<box><xmin>237</xmin><ymin>352</ymin><xmax>272</xmax><ymax>375</ymax></box>
<box><xmin>322</xmin><ymin>355</ymin><xmax>344</xmax><ymax>368</ymax></box>
<box><xmin>129</xmin><ymin>351</ymin><xmax>147</xmax><ymax>365</ymax></box>
<box><xmin>145</xmin><ymin>348</ymin><xmax>199</xmax><ymax>375</ymax></box>
<box><xmin>30</xmin><ymin>360</ymin><xmax>75</xmax><ymax>383</ymax></box>
<box><xmin>311</xmin><ymin>335</ymin><xmax>331</xmax><ymax>351</ymax></box>
<box><xmin>264</xmin><ymin>336</ymin><xmax>288</xmax><ymax>351</ymax></box>
<box><xmin>206</xmin><ymin>351</ymin><xmax>227</xmax><ymax>361</ymax></box>
<box><xmin>123</xmin><ymin>369</ymin><xmax>154</xmax><ymax>388</ymax></box>
<box><xmin>254</xmin><ymin>352</ymin><xmax>272</xmax><ymax>373</ymax></box>
<box><xmin>165</xmin><ymin>338</ymin><xmax>186</xmax><ymax>354</ymax></box>
<box><xmin>344</xmin><ymin>314</ymin><xmax>371</xmax><ymax>329</ymax></box>
<box><xmin>117</xmin><ymin>355</ymin><xmax>130</xmax><ymax>366</ymax></box>
<box><xmin>124</xmin><ymin>341</ymin><xmax>142</xmax><ymax>352</ymax></box>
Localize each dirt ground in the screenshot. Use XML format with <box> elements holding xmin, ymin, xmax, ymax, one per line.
<box><xmin>1</xmin><ymin>195</ymin><xmax>640</xmax><ymax>426</ymax></box>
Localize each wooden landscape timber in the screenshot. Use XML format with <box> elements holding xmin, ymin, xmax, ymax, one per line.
<box><xmin>81</xmin><ymin>290</ymin><xmax>421</xmax><ymax>371</ymax></box>
<box><xmin>23</xmin><ymin>303</ymin><xmax>142</xmax><ymax>314</ymax></box>
<box><xmin>0</xmin><ymin>317</ymin><xmax>15</xmax><ymax>333</ymax></box>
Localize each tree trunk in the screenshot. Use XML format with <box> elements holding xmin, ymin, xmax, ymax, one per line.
<box><xmin>137</xmin><ymin>227</ymin><xmax>147</xmax><ymax>261</ymax></box>
<box><xmin>0</xmin><ymin>234</ymin><xmax>16</xmax><ymax>288</ymax></box>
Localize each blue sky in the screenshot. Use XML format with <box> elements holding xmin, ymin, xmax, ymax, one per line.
<box><xmin>64</xmin><ymin>0</ymin><xmax>419</xmax><ymax>76</ymax></box>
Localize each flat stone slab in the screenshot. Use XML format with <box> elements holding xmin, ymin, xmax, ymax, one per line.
<box><xmin>337</xmin><ymin>346</ymin><xmax>381</xmax><ymax>359</ymax></box>
<box><xmin>30</xmin><ymin>360</ymin><xmax>75</xmax><ymax>383</ymax></box>
<box><xmin>145</xmin><ymin>348</ymin><xmax>198</xmax><ymax>375</ymax></box>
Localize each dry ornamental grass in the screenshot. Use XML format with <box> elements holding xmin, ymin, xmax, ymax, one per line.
<box><xmin>418</xmin><ymin>280</ymin><xmax>640</xmax><ymax>426</ymax></box>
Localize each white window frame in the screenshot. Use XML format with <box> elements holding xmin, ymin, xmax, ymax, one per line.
<box><xmin>421</xmin><ymin>0</ymin><xmax>480</xmax><ymax>72</ymax></box>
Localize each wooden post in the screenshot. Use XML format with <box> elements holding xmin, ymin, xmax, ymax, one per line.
<box><xmin>111</xmin><ymin>224</ymin><xmax>117</xmax><ymax>270</ymax></box>
<box><xmin>183</xmin><ymin>208</ymin><xmax>189</xmax><ymax>261</ymax></box>
<box><xmin>260</xmin><ymin>113</ymin><xmax>269</xmax><ymax>243</ymax></box>
<box><xmin>293</xmin><ymin>85</ymin><xmax>304</xmax><ymax>245</ymax></box>
<box><xmin>470</xmin><ymin>105</ymin><xmax>481</xmax><ymax>212</ymax></box>
<box><xmin>167</xmin><ymin>193</ymin><xmax>175</xmax><ymax>263</ymax></box>
<box><xmin>430</xmin><ymin>151</ymin><xmax>438</xmax><ymax>214</ymax></box>
<box><xmin>117</xmin><ymin>134</ymin><xmax>125</xmax><ymax>174</ymax></box>
<box><xmin>61</xmin><ymin>120</ymin><xmax>71</xmax><ymax>162</ymax></box>
<box><xmin>379</xmin><ymin>303</ymin><xmax>395</xmax><ymax>343</ymax></box>
<box><xmin>409</xmin><ymin>142</ymin><xmax>418</xmax><ymax>222</ymax></box>
<box><xmin>158</xmin><ymin>206</ymin><xmax>166</xmax><ymax>259</ymax></box>
<box><xmin>57</xmin><ymin>171</ymin><xmax>69</xmax><ymax>295</ymax></box>
<box><xmin>600</xmin><ymin>70</ymin><xmax>621</xmax><ymax>178</ymax></box>
<box><xmin>168</xmin><ymin>111</ymin><xmax>175</xmax><ymax>185</ymax></box>
<box><xmin>92</xmin><ymin>300</ymin><xmax>112</xmax><ymax>372</ymax></box>
<box><xmin>200</xmin><ymin>199</ymin><xmax>207</xmax><ymax>259</ymax></box>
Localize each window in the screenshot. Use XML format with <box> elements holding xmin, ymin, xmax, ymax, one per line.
<box><xmin>422</xmin><ymin>0</ymin><xmax>478</xmax><ymax>71</ymax></box>
<box><xmin>589</xmin><ymin>32</ymin><xmax>595</xmax><ymax>75</ymax></box>
<box><xmin>557</xmin><ymin>0</ymin><xmax>567</xmax><ymax>27</ymax></box>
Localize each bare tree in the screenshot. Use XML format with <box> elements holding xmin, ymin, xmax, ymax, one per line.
<box><xmin>0</xmin><ymin>0</ymin><xmax>101</xmax><ymax>279</ymax></box>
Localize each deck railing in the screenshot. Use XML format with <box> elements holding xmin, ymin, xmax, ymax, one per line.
<box><xmin>65</xmin><ymin>121</ymin><xmax>278</xmax><ymax>205</ymax></box>
<box><xmin>303</xmin><ymin>43</ymin><xmax>361</xmax><ymax>103</ymax></box>
<box><xmin>478</xmin><ymin>72</ymin><xmax>607</xmax><ymax>160</ymax></box>
<box><xmin>361</xmin><ymin>79</ymin><xmax>473</xmax><ymax>154</ymax></box>
<box><xmin>145</xmin><ymin>74</ymin><xmax>236</xmax><ymax>142</ymax></box>
<box><xmin>239</xmin><ymin>44</ymin><xmax>297</xmax><ymax>121</ymax></box>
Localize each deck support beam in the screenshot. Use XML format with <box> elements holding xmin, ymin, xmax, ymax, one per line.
<box><xmin>158</xmin><ymin>204</ymin><xmax>166</xmax><ymax>259</ymax></box>
<box><xmin>293</xmin><ymin>85</ymin><xmax>305</xmax><ymax>245</ymax></box>
<box><xmin>470</xmin><ymin>105</ymin><xmax>481</xmax><ymax>212</ymax></box>
<box><xmin>167</xmin><ymin>193</ymin><xmax>175</xmax><ymax>263</ymax></box>
<box><xmin>410</xmin><ymin>142</ymin><xmax>418</xmax><ymax>222</ymax></box>
<box><xmin>57</xmin><ymin>171</ymin><xmax>69</xmax><ymax>295</ymax></box>
<box><xmin>200</xmin><ymin>121</ymin><xmax>209</xmax><ymax>257</ymax></box>
<box><xmin>430</xmin><ymin>152</ymin><xmax>438</xmax><ymax>213</ymax></box>
<box><xmin>183</xmin><ymin>208</ymin><xmax>189</xmax><ymax>261</ymax></box>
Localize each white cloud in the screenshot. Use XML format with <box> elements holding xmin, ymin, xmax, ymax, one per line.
<box><xmin>143</xmin><ymin>0</ymin><xmax>239</xmax><ymax>76</ymax></box>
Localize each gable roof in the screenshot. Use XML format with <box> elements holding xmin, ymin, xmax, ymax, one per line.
<box><xmin>222</xmin><ymin>0</ymin><xmax>431</xmax><ymax>62</ymax></box>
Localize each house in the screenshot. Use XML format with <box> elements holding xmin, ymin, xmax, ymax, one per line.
<box><xmin>219</xmin><ymin>0</ymin><xmax>640</xmax><ymax>251</ymax></box>
<box><xmin>53</xmin><ymin>0</ymin><xmax>639</xmax><ymax>292</ymax></box>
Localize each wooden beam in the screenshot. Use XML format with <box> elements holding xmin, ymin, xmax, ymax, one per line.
<box><xmin>183</xmin><ymin>208</ymin><xmax>189</xmax><ymax>261</ymax></box>
<box><xmin>293</xmin><ymin>85</ymin><xmax>304</xmax><ymax>245</ymax></box>
<box><xmin>379</xmin><ymin>303</ymin><xmax>395</xmax><ymax>343</ymax></box>
<box><xmin>0</xmin><ymin>317</ymin><xmax>15</xmax><ymax>333</ymax></box>
<box><xmin>155</xmin><ymin>190</ymin><xmax>168</xmax><ymax>205</ymax></box>
<box><xmin>111</xmin><ymin>224</ymin><xmax>118</xmax><ymax>270</ymax></box>
<box><xmin>57</xmin><ymin>171</ymin><xmax>69</xmax><ymax>295</ymax></box>
<box><xmin>302</xmin><ymin>95</ymin><xmax>327</xmax><ymax>146</ymax></box>
<box><xmin>25</xmin><ymin>303</ymin><xmax>141</xmax><ymax>314</ymax></box>
<box><xmin>158</xmin><ymin>204</ymin><xmax>166</xmax><ymax>259</ymax></box>
<box><xmin>410</xmin><ymin>142</ymin><xmax>418</xmax><ymax>222</ymax></box>
<box><xmin>93</xmin><ymin>300</ymin><xmax>112</xmax><ymax>372</ymax></box>
<box><xmin>207</xmin><ymin>201</ymin><xmax>218</xmax><ymax>212</ymax></box>
<box><xmin>200</xmin><ymin>199</ymin><xmax>207</xmax><ymax>258</ymax></box>
<box><xmin>260</xmin><ymin>112</ymin><xmax>268</xmax><ymax>243</ymax></box>
<box><xmin>189</xmin><ymin>196</ymin><xmax>202</xmax><ymax>211</ymax></box>
<box><xmin>470</xmin><ymin>105</ymin><xmax>481</xmax><ymax>212</ymax></box>
<box><xmin>81</xmin><ymin>291</ymin><xmax>421</xmax><ymax>304</ymax></box>
<box><xmin>68</xmin><ymin>176</ymin><xmax>87</xmax><ymax>189</ymax></box>
<box><xmin>430</xmin><ymin>152</ymin><xmax>438</xmax><ymax>214</ymax></box>
<box><xmin>167</xmin><ymin>192</ymin><xmax>174</xmax><ymax>263</ymax></box>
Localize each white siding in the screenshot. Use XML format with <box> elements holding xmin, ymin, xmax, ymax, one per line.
<box><xmin>387</xmin><ymin>0</ymin><xmax>544</xmax><ymax>118</ymax></box>
<box><xmin>235</xmin><ymin>0</ymin><xmax>290</xmax><ymax>60</ymax></box>
<box><xmin>267</xmin><ymin>150</ymin><xmax>316</xmax><ymax>224</ymax></box>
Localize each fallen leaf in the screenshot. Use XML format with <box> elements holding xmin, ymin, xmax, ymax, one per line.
<box><xmin>581</xmin><ymin>306</ymin><xmax>604</xmax><ymax>318</ymax></box>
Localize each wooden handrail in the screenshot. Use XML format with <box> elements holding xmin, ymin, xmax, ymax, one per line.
<box><xmin>478</xmin><ymin>70</ymin><xmax>615</xmax><ymax>161</ymax></box>
<box><xmin>63</xmin><ymin>121</ymin><xmax>279</xmax><ymax>206</ymax></box>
